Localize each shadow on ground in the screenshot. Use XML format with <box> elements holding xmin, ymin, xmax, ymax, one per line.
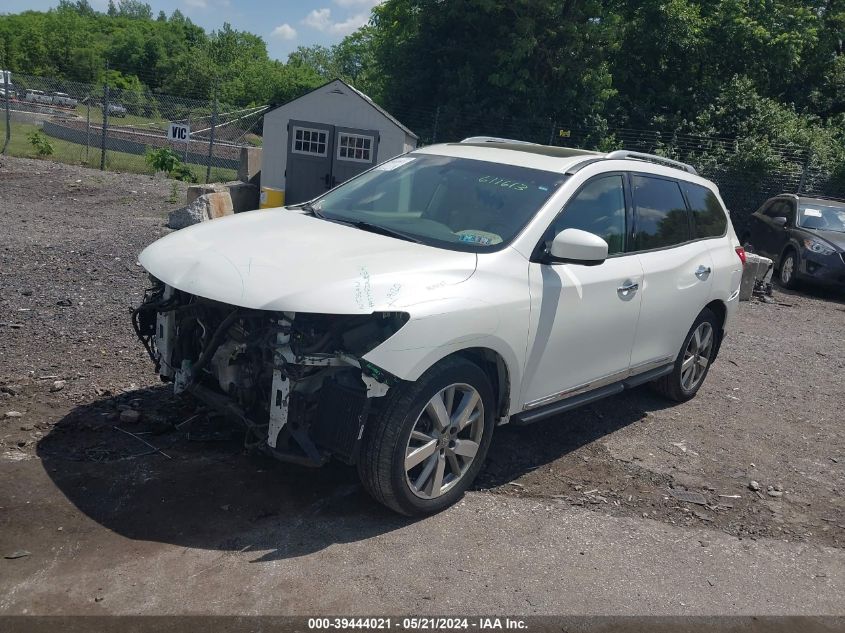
<box><xmin>35</xmin><ymin>383</ymin><xmax>671</xmax><ymax>561</ymax></box>
<box><xmin>776</xmin><ymin>283</ymin><xmax>845</xmax><ymax>305</ymax></box>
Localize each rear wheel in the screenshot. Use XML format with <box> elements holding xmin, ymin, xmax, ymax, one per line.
<box><xmin>779</xmin><ymin>250</ymin><xmax>799</xmax><ymax>289</ymax></box>
<box><xmin>357</xmin><ymin>357</ymin><xmax>495</xmax><ymax>516</ymax></box>
<box><xmin>652</xmin><ymin>308</ymin><xmax>719</xmax><ymax>402</ymax></box>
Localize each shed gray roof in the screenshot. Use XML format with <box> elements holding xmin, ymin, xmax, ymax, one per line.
<box><xmin>266</xmin><ymin>78</ymin><xmax>418</xmax><ymax>140</ymax></box>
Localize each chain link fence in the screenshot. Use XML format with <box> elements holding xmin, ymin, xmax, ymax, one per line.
<box><xmin>3</xmin><ymin>70</ymin><xmax>844</xmax><ymax>229</ymax></box>
<box><xmin>0</xmin><ymin>72</ymin><xmax>265</xmax><ymax>183</ymax></box>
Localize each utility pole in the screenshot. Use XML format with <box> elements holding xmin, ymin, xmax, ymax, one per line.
<box><xmin>206</xmin><ymin>91</ymin><xmax>217</xmax><ymax>183</ymax></box>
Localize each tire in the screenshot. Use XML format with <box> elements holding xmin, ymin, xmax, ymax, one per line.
<box><xmin>778</xmin><ymin>249</ymin><xmax>800</xmax><ymax>289</ymax></box>
<box><xmin>651</xmin><ymin>308</ymin><xmax>719</xmax><ymax>403</ymax></box>
<box><xmin>357</xmin><ymin>357</ymin><xmax>496</xmax><ymax>516</ymax></box>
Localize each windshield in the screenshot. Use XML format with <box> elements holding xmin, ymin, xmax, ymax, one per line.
<box><xmin>310</xmin><ymin>154</ymin><xmax>567</xmax><ymax>251</ymax></box>
<box><xmin>798</xmin><ymin>203</ymin><xmax>845</xmax><ymax>233</ymax></box>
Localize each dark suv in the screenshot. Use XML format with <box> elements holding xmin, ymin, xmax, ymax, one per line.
<box><xmin>743</xmin><ymin>195</ymin><xmax>845</xmax><ymax>289</ymax></box>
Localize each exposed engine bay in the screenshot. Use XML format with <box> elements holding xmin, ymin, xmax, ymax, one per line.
<box><xmin>132</xmin><ymin>277</ymin><xmax>406</xmax><ymax>466</ymax></box>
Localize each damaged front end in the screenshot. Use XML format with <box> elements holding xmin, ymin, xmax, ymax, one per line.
<box><xmin>132</xmin><ymin>278</ymin><xmax>406</xmax><ymax>466</ymax></box>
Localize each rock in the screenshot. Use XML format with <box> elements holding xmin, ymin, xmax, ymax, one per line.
<box><xmin>20</xmin><ymin>423</ymin><xmax>34</xmax><ymax>431</ymax></box>
<box><xmin>767</xmin><ymin>490</ymin><xmax>783</xmax><ymax>498</ymax></box>
<box><xmin>167</xmin><ymin>191</ymin><xmax>233</xmax><ymax>229</ymax></box>
<box><xmin>0</xmin><ymin>385</ymin><xmax>21</xmax><ymax>396</ymax></box>
<box><xmin>4</xmin><ymin>411</ymin><xmax>23</xmax><ymax>419</ymax></box>
<box><xmin>21</xmin><ymin>290</ymin><xmax>33</xmax><ymax>297</ymax></box>
<box><xmin>50</xmin><ymin>380</ymin><xmax>66</xmax><ymax>392</ymax></box>
<box><xmin>119</xmin><ymin>409</ymin><xmax>140</xmax><ymax>424</ymax></box>
<box><xmin>699</xmin><ymin>540</ymin><xmax>710</xmax><ymax>547</ymax></box>
<box><xmin>56</xmin><ymin>298</ymin><xmax>73</xmax><ymax>307</ymax></box>
<box><xmin>4</xmin><ymin>550</ymin><xmax>31</xmax><ymax>559</ymax></box>
<box><xmin>749</xmin><ymin>480</ymin><xmax>761</xmax><ymax>491</ymax></box>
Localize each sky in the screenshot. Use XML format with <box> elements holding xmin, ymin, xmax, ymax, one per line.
<box><xmin>0</xmin><ymin>0</ymin><xmax>383</xmax><ymax>60</ymax></box>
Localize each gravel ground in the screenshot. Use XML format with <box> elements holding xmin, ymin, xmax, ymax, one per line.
<box><xmin>1</xmin><ymin>154</ymin><xmax>844</xmax><ymax>558</ymax></box>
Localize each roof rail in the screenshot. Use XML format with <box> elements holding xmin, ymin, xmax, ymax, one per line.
<box><xmin>460</xmin><ymin>136</ymin><xmax>536</xmax><ymax>145</ymax></box>
<box><xmin>605</xmin><ymin>150</ymin><xmax>698</xmax><ymax>175</ymax></box>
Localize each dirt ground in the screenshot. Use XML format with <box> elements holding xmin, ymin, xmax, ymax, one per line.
<box><xmin>1</xmin><ymin>156</ymin><xmax>844</xmax><ymax>607</ymax></box>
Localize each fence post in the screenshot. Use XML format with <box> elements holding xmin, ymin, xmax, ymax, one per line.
<box><xmin>2</xmin><ymin>70</ymin><xmax>10</xmax><ymax>155</ymax></box>
<box><xmin>185</xmin><ymin>111</ymin><xmax>190</xmax><ymax>163</ymax></box>
<box><xmin>206</xmin><ymin>94</ymin><xmax>217</xmax><ymax>183</ymax></box>
<box><xmin>432</xmin><ymin>105</ymin><xmax>440</xmax><ymax>144</ymax></box>
<box><xmin>548</xmin><ymin>119</ymin><xmax>557</xmax><ymax>146</ymax></box>
<box><xmin>100</xmin><ymin>82</ymin><xmax>109</xmax><ymax>171</ymax></box>
<box><xmin>85</xmin><ymin>99</ymin><xmax>91</xmax><ymax>162</ymax></box>
<box><xmin>797</xmin><ymin>147</ymin><xmax>811</xmax><ymax>195</ymax></box>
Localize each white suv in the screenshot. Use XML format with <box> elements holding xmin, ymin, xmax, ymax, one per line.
<box><xmin>134</xmin><ymin>138</ymin><xmax>744</xmax><ymax>515</ymax></box>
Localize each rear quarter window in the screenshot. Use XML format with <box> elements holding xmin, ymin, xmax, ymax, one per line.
<box><xmin>632</xmin><ymin>175</ymin><xmax>690</xmax><ymax>250</ymax></box>
<box><xmin>684</xmin><ymin>183</ymin><xmax>727</xmax><ymax>238</ymax></box>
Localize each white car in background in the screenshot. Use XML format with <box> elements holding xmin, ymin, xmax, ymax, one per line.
<box><xmin>134</xmin><ymin>139</ymin><xmax>744</xmax><ymax>515</ymax></box>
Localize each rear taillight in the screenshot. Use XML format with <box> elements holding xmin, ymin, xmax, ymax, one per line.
<box><xmin>735</xmin><ymin>246</ymin><xmax>747</xmax><ymax>265</ymax></box>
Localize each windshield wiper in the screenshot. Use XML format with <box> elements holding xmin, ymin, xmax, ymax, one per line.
<box><xmin>348</xmin><ymin>220</ymin><xmax>422</xmax><ymax>244</ymax></box>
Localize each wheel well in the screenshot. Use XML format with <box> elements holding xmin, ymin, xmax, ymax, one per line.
<box><xmin>452</xmin><ymin>348</ymin><xmax>511</xmax><ymax>420</ymax></box>
<box><xmin>704</xmin><ymin>299</ymin><xmax>727</xmax><ymax>360</ymax></box>
<box><xmin>780</xmin><ymin>243</ymin><xmax>797</xmax><ymax>265</ymax></box>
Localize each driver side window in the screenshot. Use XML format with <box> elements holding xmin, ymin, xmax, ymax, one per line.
<box><xmin>545</xmin><ymin>175</ymin><xmax>626</xmax><ymax>255</ymax></box>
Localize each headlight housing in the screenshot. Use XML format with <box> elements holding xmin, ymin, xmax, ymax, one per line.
<box><xmin>803</xmin><ymin>238</ymin><xmax>836</xmax><ymax>256</ymax></box>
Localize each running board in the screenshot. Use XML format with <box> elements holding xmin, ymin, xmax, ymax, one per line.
<box><xmin>512</xmin><ymin>364</ymin><xmax>673</xmax><ymax>426</ymax></box>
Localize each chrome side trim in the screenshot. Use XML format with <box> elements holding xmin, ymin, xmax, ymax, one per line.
<box><xmin>523</xmin><ymin>356</ymin><xmax>674</xmax><ymax>411</ymax></box>
<box><xmin>628</xmin><ymin>356</ymin><xmax>674</xmax><ymax>374</ymax></box>
<box><xmin>524</xmin><ymin>368</ymin><xmax>629</xmax><ymax>410</ymax></box>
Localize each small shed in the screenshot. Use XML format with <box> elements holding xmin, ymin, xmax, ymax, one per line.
<box><xmin>261</xmin><ymin>79</ymin><xmax>418</xmax><ymax>205</ymax></box>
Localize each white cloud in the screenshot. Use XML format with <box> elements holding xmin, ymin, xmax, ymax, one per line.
<box><xmin>302</xmin><ymin>8</ymin><xmax>370</xmax><ymax>36</ymax></box>
<box><xmin>184</xmin><ymin>0</ymin><xmax>208</xmax><ymax>8</ymax></box>
<box><xmin>302</xmin><ymin>8</ymin><xmax>332</xmax><ymax>31</ymax></box>
<box><xmin>271</xmin><ymin>23</ymin><xmax>298</xmax><ymax>41</ymax></box>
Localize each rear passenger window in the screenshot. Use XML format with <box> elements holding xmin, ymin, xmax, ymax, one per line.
<box><xmin>632</xmin><ymin>175</ymin><xmax>690</xmax><ymax>250</ymax></box>
<box><xmin>684</xmin><ymin>183</ymin><xmax>727</xmax><ymax>238</ymax></box>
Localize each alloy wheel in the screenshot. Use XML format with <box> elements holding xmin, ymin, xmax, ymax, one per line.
<box><xmin>781</xmin><ymin>255</ymin><xmax>794</xmax><ymax>285</ymax></box>
<box><xmin>404</xmin><ymin>383</ymin><xmax>485</xmax><ymax>499</ymax></box>
<box><xmin>680</xmin><ymin>322</ymin><xmax>714</xmax><ymax>392</ymax></box>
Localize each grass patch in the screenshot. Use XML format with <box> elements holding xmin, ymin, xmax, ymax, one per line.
<box><xmin>2</xmin><ymin>120</ymin><xmax>236</xmax><ymax>182</ymax></box>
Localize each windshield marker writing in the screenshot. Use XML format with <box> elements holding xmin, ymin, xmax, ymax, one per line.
<box><xmin>478</xmin><ymin>175</ymin><xmax>528</xmax><ymax>190</ymax></box>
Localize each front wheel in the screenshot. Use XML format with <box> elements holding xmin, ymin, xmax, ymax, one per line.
<box><xmin>357</xmin><ymin>357</ymin><xmax>495</xmax><ymax>516</ymax></box>
<box><xmin>779</xmin><ymin>250</ymin><xmax>799</xmax><ymax>289</ymax></box>
<box><xmin>651</xmin><ymin>308</ymin><xmax>719</xmax><ymax>402</ymax></box>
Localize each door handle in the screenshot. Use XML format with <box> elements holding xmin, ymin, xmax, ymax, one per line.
<box><xmin>695</xmin><ymin>265</ymin><xmax>712</xmax><ymax>280</ymax></box>
<box><xmin>617</xmin><ymin>279</ymin><xmax>639</xmax><ymax>299</ymax></box>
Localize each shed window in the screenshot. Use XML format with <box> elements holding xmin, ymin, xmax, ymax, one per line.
<box><xmin>337</xmin><ymin>133</ymin><xmax>374</xmax><ymax>163</ymax></box>
<box><xmin>292</xmin><ymin>127</ymin><xmax>327</xmax><ymax>156</ymax></box>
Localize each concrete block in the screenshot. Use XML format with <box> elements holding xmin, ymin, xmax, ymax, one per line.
<box><xmin>168</xmin><ymin>191</ymin><xmax>233</xmax><ymax>229</ymax></box>
<box><xmin>186</xmin><ymin>181</ymin><xmax>258</xmax><ymax>212</ymax></box>
<box><xmin>238</xmin><ymin>147</ymin><xmax>262</xmax><ymax>184</ymax></box>
<box><xmin>739</xmin><ymin>253</ymin><xmax>774</xmax><ymax>301</ymax></box>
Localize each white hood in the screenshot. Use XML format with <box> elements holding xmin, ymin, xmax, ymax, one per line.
<box><xmin>138</xmin><ymin>209</ymin><xmax>478</xmax><ymax>314</ymax></box>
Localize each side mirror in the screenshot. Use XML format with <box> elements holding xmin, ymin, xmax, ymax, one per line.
<box><xmin>772</xmin><ymin>216</ymin><xmax>788</xmax><ymax>228</ymax></box>
<box><xmin>548</xmin><ymin>229</ymin><xmax>608</xmax><ymax>266</ymax></box>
